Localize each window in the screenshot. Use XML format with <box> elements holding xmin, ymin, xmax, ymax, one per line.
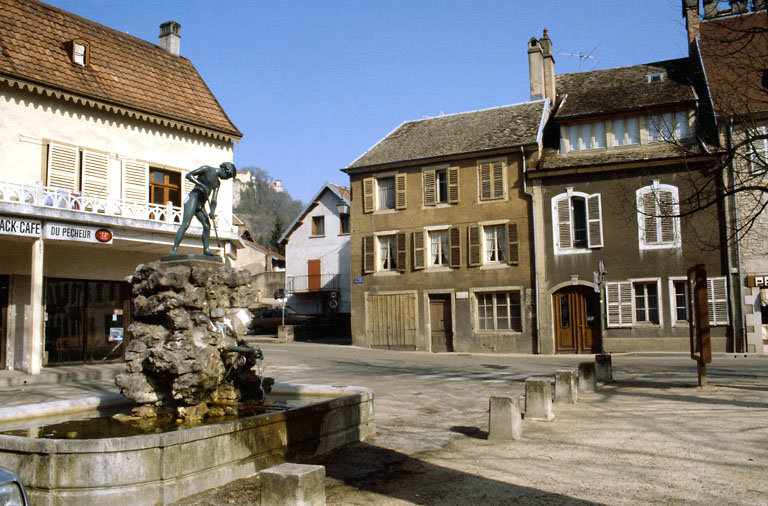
<box><xmin>423</xmin><ymin>167</ymin><xmax>459</xmax><ymax>205</ymax></box>
<box><xmin>362</xmin><ymin>233</ymin><xmax>406</xmax><ymax>273</ymax></box>
<box><xmin>149</xmin><ymin>168</ymin><xmax>182</xmax><ymax>206</ymax></box>
<box><xmin>429</xmin><ymin>230</ymin><xmax>449</xmax><ymax>267</ymax></box>
<box><xmin>606</xmin><ymin>280</ymin><xmax>661</xmax><ymax>327</ymax></box>
<box><xmin>673</xmin><ymin>280</ymin><xmax>688</xmax><ymax>323</ymax></box>
<box><xmin>552</xmin><ymin>191</ymin><xmax>603</xmax><ymax>253</ymax></box>
<box><xmin>646</xmin><ymin>72</ymin><xmax>666</xmax><ymax>82</ymax></box>
<box><xmin>311</xmin><ymin>216</ymin><xmax>325</xmax><ymax>236</ymax></box>
<box><xmin>634</xmin><ymin>281</ymin><xmax>660</xmax><ymax>324</ymax></box>
<box><xmin>378</xmin><ymin>177</ymin><xmax>395</xmax><ymax>210</ymax></box>
<box><xmin>476</xmin><ymin>291</ymin><xmax>522</xmax><ymax>332</ymax></box>
<box><xmin>379</xmin><ymin>235</ymin><xmax>397</xmax><ymax>271</ymax></box>
<box><xmin>637</xmin><ymin>182</ymin><xmax>680</xmax><ymax>249</ymax></box>
<box><xmin>647</xmin><ymin>111</ymin><xmax>690</xmax><ymax>142</ymax></box>
<box><xmin>484</xmin><ymin>225</ymin><xmax>506</xmax><ymax>263</ymax></box>
<box><xmin>566</xmin><ymin>121</ymin><xmax>606</xmax><ymax>151</ymax></box>
<box><xmin>668</xmin><ymin>276</ymin><xmax>729</xmax><ymax>327</ymax></box>
<box><xmin>478</xmin><ymin>160</ymin><xmax>505</xmax><ymax>201</ymax></box>
<box><xmin>612</xmin><ymin>117</ymin><xmax>640</xmax><ymax>146</ymax></box>
<box><xmin>362</xmin><ymin>174</ymin><xmax>406</xmax><ymax>212</ymax></box>
<box><xmin>339</xmin><ymin>213</ymin><xmax>350</xmax><ymax>234</ymax></box>
<box><xmin>70</xmin><ymin>40</ymin><xmax>89</xmax><ymax>66</ymax></box>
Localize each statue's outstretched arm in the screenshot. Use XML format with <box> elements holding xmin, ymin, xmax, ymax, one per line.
<box><xmin>209</xmin><ymin>187</ymin><xmax>219</xmax><ymax>218</ymax></box>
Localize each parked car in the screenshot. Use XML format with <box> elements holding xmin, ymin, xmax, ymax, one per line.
<box><xmin>248</xmin><ymin>306</ymin><xmax>318</xmax><ymax>334</ymax></box>
<box><xmin>0</xmin><ymin>466</ymin><xmax>28</xmax><ymax>506</ymax></box>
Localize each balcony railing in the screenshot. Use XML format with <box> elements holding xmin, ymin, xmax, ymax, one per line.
<box><xmin>0</xmin><ymin>180</ymin><xmax>234</xmax><ymax>231</ymax></box>
<box><xmin>286</xmin><ymin>273</ymin><xmax>343</xmax><ymax>293</ymax></box>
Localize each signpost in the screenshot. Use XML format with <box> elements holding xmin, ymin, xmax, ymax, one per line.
<box><xmin>687</xmin><ymin>264</ymin><xmax>712</xmax><ymax>387</ymax></box>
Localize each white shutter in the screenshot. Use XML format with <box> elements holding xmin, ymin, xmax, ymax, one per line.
<box><xmin>81</xmin><ymin>150</ymin><xmax>110</xmax><ymax>196</ymax></box>
<box><xmin>182</xmin><ymin>171</ymin><xmax>195</xmax><ymax>200</ymax></box>
<box><xmin>122</xmin><ymin>159</ymin><xmax>149</xmax><ymax>202</ymax></box>
<box><xmin>620</xmin><ymin>282</ymin><xmax>634</xmax><ymax>326</ymax></box>
<box><xmin>587</xmin><ymin>194</ymin><xmax>603</xmax><ymax>248</ymax></box>
<box><xmin>607</xmin><ymin>281</ymin><xmax>633</xmax><ymax>327</ymax></box>
<box><xmin>707</xmin><ymin>277</ymin><xmax>729</xmax><ymax>326</ymax></box>
<box><xmin>555</xmin><ymin>196</ymin><xmax>572</xmax><ymax>250</ymax></box>
<box><xmin>46</xmin><ymin>142</ymin><xmax>79</xmax><ymax>191</ymax></box>
<box><xmin>659</xmin><ymin>190</ymin><xmax>677</xmax><ymax>243</ymax></box>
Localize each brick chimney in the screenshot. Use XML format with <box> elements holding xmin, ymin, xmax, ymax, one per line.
<box><xmin>159</xmin><ymin>21</ymin><xmax>181</xmax><ymax>56</ymax></box>
<box><xmin>528</xmin><ymin>29</ymin><xmax>556</xmax><ymax>102</ymax></box>
<box><xmin>683</xmin><ymin>0</ymin><xmax>700</xmax><ymax>47</ymax></box>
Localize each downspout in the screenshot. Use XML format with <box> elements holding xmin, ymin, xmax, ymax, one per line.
<box><xmin>727</xmin><ymin>117</ymin><xmax>747</xmax><ymax>352</ymax></box>
<box><xmin>521</xmin><ymin>145</ymin><xmax>541</xmax><ymax>354</ymax></box>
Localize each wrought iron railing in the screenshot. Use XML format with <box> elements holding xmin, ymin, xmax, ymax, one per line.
<box><xmin>286</xmin><ymin>273</ymin><xmax>343</xmax><ymax>293</ymax></box>
<box><xmin>0</xmin><ymin>180</ymin><xmax>234</xmax><ymax>231</ymax></box>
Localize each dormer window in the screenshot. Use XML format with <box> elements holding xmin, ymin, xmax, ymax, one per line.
<box><xmin>646</xmin><ymin>72</ymin><xmax>666</xmax><ymax>83</ymax></box>
<box><xmin>70</xmin><ymin>40</ymin><xmax>89</xmax><ymax>66</ymax></box>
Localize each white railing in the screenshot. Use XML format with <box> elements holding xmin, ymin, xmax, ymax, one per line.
<box><xmin>0</xmin><ymin>180</ymin><xmax>234</xmax><ymax>231</ymax></box>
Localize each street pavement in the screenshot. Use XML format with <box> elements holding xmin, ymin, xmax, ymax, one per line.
<box><xmin>1</xmin><ymin>344</ymin><xmax>767</xmax><ymax>505</ymax></box>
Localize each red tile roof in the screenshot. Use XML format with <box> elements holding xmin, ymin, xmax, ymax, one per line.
<box><xmin>0</xmin><ymin>0</ymin><xmax>242</xmax><ymax>139</ymax></box>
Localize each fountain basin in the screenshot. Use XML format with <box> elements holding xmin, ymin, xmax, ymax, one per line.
<box><xmin>0</xmin><ymin>383</ymin><xmax>374</xmax><ymax>506</ymax></box>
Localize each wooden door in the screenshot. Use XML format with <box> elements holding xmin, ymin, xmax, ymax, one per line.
<box><xmin>307</xmin><ymin>259</ymin><xmax>321</xmax><ymax>292</ymax></box>
<box><xmin>366</xmin><ymin>293</ymin><xmax>417</xmax><ymax>350</ymax></box>
<box><xmin>553</xmin><ymin>286</ymin><xmax>600</xmax><ymax>354</ymax></box>
<box><xmin>429</xmin><ymin>294</ymin><xmax>453</xmax><ymax>352</ymax></box>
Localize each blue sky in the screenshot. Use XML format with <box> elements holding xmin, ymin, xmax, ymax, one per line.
<box><xmin>46</xmin><ymin>1</ymin><xmax>689</xmax><ymax>204</ymax></box>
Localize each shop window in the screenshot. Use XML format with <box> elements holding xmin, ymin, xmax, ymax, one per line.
<box><xmin>476</xmin><ymin>291</ymin><xmax>522</xmax><ymax>332</ymax></box>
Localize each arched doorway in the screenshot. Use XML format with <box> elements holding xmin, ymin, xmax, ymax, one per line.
<box><xmin>553</xmin><ymin>286</ymin><xmax>601</xmax><ymax>354</ymax></box>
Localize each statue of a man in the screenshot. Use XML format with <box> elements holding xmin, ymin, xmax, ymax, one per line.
<box><xmin>170</xmin><ymin>162</ymin><xmax>236</xmax><ymax>257</ymax></box>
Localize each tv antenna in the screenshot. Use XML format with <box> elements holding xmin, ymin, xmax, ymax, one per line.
<box><xmin>558</xmin><ymin>43</ymin><xmax>600</xmax><ymax>72</ymax></box>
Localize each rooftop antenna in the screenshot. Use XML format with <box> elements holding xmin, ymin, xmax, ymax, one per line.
<box><xmin>558</xmin><ymin>43</ymin><xmax>600</xmax><ymax>72</ymax></box>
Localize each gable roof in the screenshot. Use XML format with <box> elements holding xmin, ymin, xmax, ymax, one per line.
<box><xmin>698</xmin><ymin>10</ymin><xmax>768</xmax><ymax>117</ymax></box>
<box><xmin>345</xmin><ymin>100</ymin><xmax>549</xmax><ymax>171</ymax></box>
<box><xmin>279</xmin><ymin>182</ymin><xmax>351</xmax><ymax>244</ymax></box>
<box><xmin>555</xmin><ymin>58</ymin><xmax>698</xmax><ymax>121</ymax></box>
<box><xmin>0</xmin><ymin>0</ymin><xmax>242</xmax><ymax>140</ymax></box>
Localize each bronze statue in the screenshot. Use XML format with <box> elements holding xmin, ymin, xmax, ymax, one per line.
<box><xmin>169</xmin><ymin>162</ymin><xmax>236</xmax><ymax>257</ymax></box>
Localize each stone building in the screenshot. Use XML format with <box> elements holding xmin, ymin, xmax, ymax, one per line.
<box><xmin>0</xmin><ymin>0</ymin><xmax>242</xmax><ymax>372</ymax></box>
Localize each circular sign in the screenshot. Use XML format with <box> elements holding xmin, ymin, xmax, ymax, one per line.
<box><xmin>329</xmin><ymin>299</ymin><xmax>338</xmax><ymax>309</ymax></box>
<box><xmin>95</xmin><ymin>228</ymin><xmax>113</xmax><ymax>243</ymax></box>
<box><xmin>329</xmin><ymin>291</ymin><xmax>339</xmax><ymax>300</ymax></box>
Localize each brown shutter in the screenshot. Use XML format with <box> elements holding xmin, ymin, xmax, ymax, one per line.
<box><xmin>412</xmin><ymin>231</ymin><xmax>425</xmax><ymax>270</ymax></box>
<box><xmin>449</xmin><ymin>227</ymin><xmax>461</xmax><ymax>268</ymax></box>
<box><xmin>468</xmin><ymin>225</ymin><xmax>481</xmax><ymax>267</ymax></box>
<box><xmin>363</xmin><ymin>235</ymin><xmax>374</xmax><ymax>273</ymax></box>
<box><xmin>363</xmin><ymin>177</ymin><xmax>375</xmax><ymax>213</ymax></box>
<box><xmin>586</xmin><ymin>194</ymin><xmax>603</xmax><ymax>248</ymax></box>
<box><xmin>478</xmin><ymin>163</ymin><xmax>491</xmax><ymax>200</ymax></box>
<box><xmin>423</xmin><ymin>170</ymin><xmax>436</xmax><ymax>206</ymax></box>
<box><xmin>659</xmin><ymin>190</ymin><xmax>676</xmax><ymax>243</ymax></box>
<box><xmin>396</xmin><ymin>232</ymin><xmax>407</xmax><ymax>272</ymax></box>
<box><xmin>47</xmin><ymin>142</ymin><xmax>79</xmax><ymax>191</ymax></box>
<box><xmin>507</xmin><ymin>223</ymin><xmax>519</xmax><ymax>265</ymax></box>
<box><xmin>492</xmin><ymin>161</ymin><xmax>505</xmax><ymax>199</ymax></box>
<box><xmin>447</xmin><ymin>167</ymin><xmax>459</xmax><ymax>203</ymax></box>
<box><xmin>395</xmin><ymin>173</ymin><xmax>407</xmax><ymax>210</ymax></box>
<box><xmin>556</xmin><ymin>197</ymin><xmax>572</xmax><ymax>250</ymax></box>
<box><xmin>642</xmin><ymin>192</ymin><xmax>658</xmax><ymax>244</ymax></box>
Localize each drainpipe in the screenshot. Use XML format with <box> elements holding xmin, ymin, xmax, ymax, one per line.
<box><xmin>520</xmin><ymin>146</ymin><xmax>541</xmax><ymax>354</ymax></box>
<box><xmin>727</xmin><ymin>118</ymin><xmax>747</xmax><ymax>352</ymax></box>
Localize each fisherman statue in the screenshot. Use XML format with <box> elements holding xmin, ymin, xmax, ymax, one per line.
<box><xmin>164</xmin><ymin>162</ymin><xmax>236</xmax><ymax>261</ymax></box>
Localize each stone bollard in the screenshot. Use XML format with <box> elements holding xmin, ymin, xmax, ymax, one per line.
<box><xmin>488</xmin><ymin>395</ymin><xmax>523</xmax><ymax>441</ymax></box>
<box><xmin>578</xmin><ymin>362</ymin><xmax>597</xmax><ymax>393</ymax></box>
<box><xmin>278</xmin><ymin>325</ymin><xmax>295</xmax><ymax>342</ymax></box>
<box><xmin>554</xmin><ymin>370</ymin><xmax>578</xmax><ymax>403</ymax></box>
<box><xmin>524</xmin><ymin>378</ymin><xmax>555</xmax><ymax>421</ymax></box>
<box><xmin>595</xmin><ymin>354</ymin><xmax>613</xmax><ymax>382</ymax></box>
<box><xmin>260</xmin><ymin>463</ymin><xmax>326</xmax><ymax>506</ymax></box>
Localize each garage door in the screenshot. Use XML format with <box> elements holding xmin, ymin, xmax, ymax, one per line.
<box><xmin>366</xmin><ymin>292</ymin><xmax>418</xmax><ymax>350</ymax></box>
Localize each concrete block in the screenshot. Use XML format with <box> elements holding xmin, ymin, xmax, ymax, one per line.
<box><xmin>278</xmin><ymin>325</ymin><xmax>295</xmax><ymax>342</ymax></box>
<box><xmin>524</xmin><ymin>378</ymin><xmax>555</xmax><ymax>421</ymax></box>
<box><xmin>260</xmin><ymin>463</ymin><xmax>326</xmax><ymax>506</ymax></box>
<box><xmin>595</xmin><ymin>354</ymin><xmax>613</xmax><ymax>382</ymax></box>
<box><xmin>554</xmin><ymin>370</ymin><xmax>578</xmax><ymax>403</ymax></box>
<box><xmin>488</xmin><ymin>395</ymin><xmax>522</xmax><ymax>441</ymax></box>
<box><xmin>578</xmin><ymin>362</ymin><xmax>597</xmax><ymax>393</ymax></box>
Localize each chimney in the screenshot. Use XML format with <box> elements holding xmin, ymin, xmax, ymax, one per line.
<box><xmin>159</xmin><ymin>21</ymin><xmax>181</xmax><ymax>56</ymax></box>
<box><xmin>702</xmin><ymin>0</ymin><xmax>719</xmax><ymax>18</ymax></box>
<box><xmin>730</xmin><ymin>0</ymin><xmax>748</xmax><ymax>13</ymax></box>
<box><xmin>528</xmin><ymin>30</ymin><xmax>556</xmax><ymax>102</ymax></box>
<box><xmin>683</xmin><ymin>0</ymin><xmax>700</xmax><ymax>47</ymax></box>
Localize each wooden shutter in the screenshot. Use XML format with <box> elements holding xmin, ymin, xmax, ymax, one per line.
<box><xmin>363</xmin><ymin>235</ymin><xmax>375</xmax><ymax>273</ymax></box>
<box><xmin>182</xmin><ymin>171</ymin><xmax>195</xmax><ymax>199</ymax></box>
<box><xmin>122</xmin><ymin>159</ymin><xmax>149</xmax><ymax>202</ymax></box>
<box><xmin>492</xmin><ymin>161</ymin><xmax>505</xmax><ymax>199</ymax></box>
<box><xmin>555</xmin><ymin>196</ymin><xmax>572</xmax><ymax>250</ymax></box>
<box><xmin>586</xmin><ymin>194</ymin><xmax>603</xmax><ymax>248</ymax></box>
<box><xmin>363</xmin><ymin>177</ymin><xmax>375</xmax><ymax>213</ymax></box>
<box><xmin>620</xmin><ymin>282</ymin><xmax>633</xmax><ymax>326</ymax></box>
<box><xmin>707</xmin><ymin>277</ymin><xmax>729</xmax><ymax>326</ymax></box>
<box><xmin>81</xmin><ymin>149</ymin><xmax>109</xmax><ymax>196</ymax></box>
<box><xmin>412</xmin><ymin>231</ymin><xmax>425</xmax><ymax>270</ymax></box>
<box><xmin>659</xmin><ymin>190</ymin><xmax>676</xmax><ymax>243</ymax></box>
<box><xmin>46</xmin><ymin>142</ymin><xmax>78</xmax><ymax>191</ymax></box>
<box><xmin>449</xmin><ymin>227</ymin><xmax>461</xmax><ymax>268</ymax></box>
<box><xmin>396</xmin><ymin>232</ymin><xmax>407</xmax><ymax>272</ymax></box>
<box><xmin>447</xmin><ymin>167</ymin><xmax>459</xmax><ymax>204</ymax></box>
<box><xmin>395</xmin><ymin>173</ymin><xmax>407</xmax><ymax>210</ymax></box>
<box><xmin>507</xmin><ymin>223</ymin><xmax>519</xmax><ymax>265</ymax></box>
<box><xmin>423</xmin><ymin>170</ymin><xmax>436</xmax><ymax>206</ymax></box>
<box><xmin>478</xmin><ymin>163</ymin><xmax>491</xmax><ymax>200</ymax></box>
<box><xmin>606</xmin><ymin>281</ymin><xmax>632</xmax><ymax>327</ymax></box>
<box><xmin>642</xmin><ymin>191</ymin><xmax>658</xmax><ymax>244</ymax></box>
<box><xmin>468</xmin><ymin>225</ymin><xmax>481</xmax><ymax>267</ymax></box>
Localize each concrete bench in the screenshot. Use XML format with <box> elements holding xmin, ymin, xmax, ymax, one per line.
<box><xmin>488</xmin><ymin>395</ymin><xmax>523</xmax><ymax>441</ymax></box>
<box><xmin>524</xmin><ymin>377</ymin><xmax>555</xmax><ymax>421</ymax></box>
<box><xmin>554</xmin><ymin>369</ymin><xmax>578</xmax><ymax>403</ymax></box>
<box><xmin>578</xmin><ymin>362</ymin><xmax>597</xmax><ymax>393</ymax></box>
<box><xmin>260</xmin><ymin>463</ymin><xmax>326</xmax><ymax>506</ymax></box>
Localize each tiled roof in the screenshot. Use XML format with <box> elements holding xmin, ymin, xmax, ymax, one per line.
<box><xmin>346</xmin><ymin>100</ymin><xmax>547</xmax><ymax>170</ymax></box>
<box><xmin>699</xmin><ymin>11</ymin><xmax>768</xmax><ymax>116</ymax></box>
<box><xmin>537</xmin><ymin>142</ymin><xmax>710</xmax><ymax>171</ymax></box>
<box><xmin>330</xmin><ymin>184</ymin><xmax>351</xmax><ymax>202</ymax></box>
<box><xmin>0</xmin><ymin>0</ymin><xmax>241</xmax><ymax>139</ymax></box>
<box><xmin>555</xmin><ymin>58</ymin><xmax>697</xmax><ymax>120</ymax></box>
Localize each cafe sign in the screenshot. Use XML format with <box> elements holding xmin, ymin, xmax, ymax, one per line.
<box><xmin>45</xmin><ymin>223</ymin><xmax>113</xmax><ymax>244</ymax></box>
<box><xmin>746</xmin><ymin>275</ymin><xmax>768</xmax><ymax>287</ymax></box>
<box><xmin>0</xmin><ymin>216</ymin><xmax>42</xmax><ymax>237</ymax></box>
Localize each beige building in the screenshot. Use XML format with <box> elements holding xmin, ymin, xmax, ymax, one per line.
<box><xmin>0</xmin><ymin>0</ymin><xmax>242</xmax><ymax>372</ymax></box>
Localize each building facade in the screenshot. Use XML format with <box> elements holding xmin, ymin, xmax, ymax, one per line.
<box><xmin>0</xmin><ymin>0</ymin><xmax>242</xmax><ymax>372</ymax></box>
